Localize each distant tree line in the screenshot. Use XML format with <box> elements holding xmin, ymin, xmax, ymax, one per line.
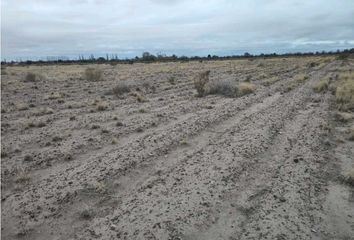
<box><xmin>2</xmin><ymin>48</ymin><xmax>353</xmax><ymax>66</ymax></box>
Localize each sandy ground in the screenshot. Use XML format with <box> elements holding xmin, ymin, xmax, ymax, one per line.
<box><xmin>1</xmin><ymin>57</ymin><xmax>353</xmax><ymax>240</ymax></box>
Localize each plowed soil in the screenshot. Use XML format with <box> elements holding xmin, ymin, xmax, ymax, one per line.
<box><xmin>1</xmin><ymin>57</ymin><xmax>353</xmax><ymax>240</ymax></box>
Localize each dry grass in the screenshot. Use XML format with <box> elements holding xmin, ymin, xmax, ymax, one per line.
<box><xmin>136</xmin><ymin>93</ymin><xmax>147</xmax><ymax>102</ymax></box>
<box><xmin>84</xmin><ymin>68</ymin><xmax>103</xmax><ymax>81</ymax></box>
<box><xmin>294</xmin><ymin>73</ymin><xmax>308</xmax><ymax>83</ymax></box>
<box><xmin>208</xmin><ymin>79</ymin><xmax>238</xmax><ymax>97</ymax></box>
<box><xmin>27</xmin><ymin>121</ymin><xmax>46</xmax><ymax>129</ymax></box>
<box><xmin>46</xmin><ymin>92</ymin><xmax>63</xmax><ymax>100</ymax></box>
<box><xmin>24</xmin><ymin>72</ymin><xmax>37</xmax><ymax>82</ymax></box>
<box><xmin>336</xmin><ymin>72</ymin><xmax>354</xmax><ymax>111</ymax></box>
<box><xmin>343</xmin><ymin>168</ymin><xmax>354</xmax><ymax>186</ymax></box>
<box><xmin>334</xmin><ymin>112</ymin><xmax>354</xmax><ymax>122</ymax></box>
<box><xmin>207</xmin><ymin>80</ymin><xmax>256</xmax><ymax>98</ymax></box>
<box><xmin>15</xmin><ymin>168</ymin><xmax>30</xmax><ymax>184</ymax></box>
<box><xmin>194</xmin><ymin>70</ymin><xmax>210</xmax><ymax>97</ymax></box>
<box><xmin>349</xmin><ymin>125</ymin><xmax>354</xmax><ymax>141</ymax></box>
<box><xmin>16</xmin><ymin>103</ymin><xmax>29</xmax><ymax>111</ymax></box>
<box><xmin>263</xmin><ymin>76</ymin><xmax>279</xmax><ymax>86</ymax></box>
<box><xmin>96</xmin><ymin>101</ymin><xmax>109</xmax><ymax>111</ymax></box>
<box><xmin>35</xmin><ymin>107</ymin><xmax>54</xmax><ymax>116</ymax></box>
<box><xmin>312</xmin><ymin>79</ymin><xmax>329</xmax><ymax>93</ymax></box>
<box><xmin>79</xmin><ymin>208</ymin><xmax>95</xmax><ymax>220</ymax></box>
<box><xmin>238</xmin><ymin>82</ymin><xmax>256</xmax><ymax>96</ymax></box>
<box><xmin>168</xmin><ymin>76</ymin><xmax>176</xmax><ymax>85</ymax></box>
<box><xmin>111</xmin><ymin>82</ymin><xmax>130</xmax><ymax>96</ymax></box>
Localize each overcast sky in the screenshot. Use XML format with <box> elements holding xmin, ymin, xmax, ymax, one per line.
<box><xmin>1</xmin><ymin>0</ymin><xmax>354</xmax><ymax>60</ymax></box>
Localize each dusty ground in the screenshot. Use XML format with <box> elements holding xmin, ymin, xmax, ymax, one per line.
<box><xmin>1</xmin><ymin>56</ymin><xmax>354</xmax><ymax>240</ymax></box>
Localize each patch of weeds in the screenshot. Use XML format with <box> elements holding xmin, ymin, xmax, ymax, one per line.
<box><xmin>79</xmin><ymin>208</ymin><xmax>95</xmax><ymax>220</ymax></box>
<box><xmin>194</xmin><ymin>70</ymin><xmax>210</xmax><ymax>97</ymax></box>
<box><xmin>263</xmin><ymin>76</ymin><xmax>279</xmax><ymax>86</ymax></box>
<box><xmin>35</xmin><ymin>107</ymin><xmax>54</xmax><ymax>116</ymax></box>
<box><xmin>111</xmin><ymin>137</ymin><xmax>118</xmax><ymax>144</ymax></box>
<box><xmin>349</xmin><ymin>125</ymin><xmax>354</xmax><ymax>141</ymax></box>
<box><xmin>116</xmin><ymin>121</ymin><xmax>124</xmax><ymax>127</ymax></box>
<box><xmin>36</xmin><ymin>122</ymin><xmax>46</xmax><ymax>128</ymax></box>
<box><xmin>16</xmin><ymin>103</ymin><xmax>29</xmax><ymax>111</ymax></box>
<box><xmin>24</xmin><ymin>72</ymin><xmax>37</xmax><ymax>82</ymax></box>
<box><xmin>180</xmin><ymin>138</ymin><xmax>188</xmax><ymax>146</ymax></box>
<box><xmin>244</xmin><ymin>75</ymin><xmax>252</xmax><ymax>82</ymax></box>
<box><xmin>142</xmin><ymin>82</ymin><xmax>150</xmax><ymax>90</ymax></box>
<box><xmin>334</xmin><ymin>112</ymin><xmax>354</xmax><ymax>123</ymax></box>
<box><xmin>294</xmin><ymin>74</ymin><xmax>308</xmax><ymax>83</ymax></box>
<box><xmin>136</xmin><ymin>93</ymin><xmax>147</xmax><ymax>103</ymax></box>
<box><xmin>139</xmin><ymin>108</ymin><xmax>147</xmax><ymax>113</ymax></box>
<box><xmin>52</xmin><ymin>136</ymin><xmax>63</xmax><ymax>142</ymax></box>
<box><xmin>308</xmin><ymin>62</ymin><xmax>319</xmax><ymax>68</ymax></box>
<box><xmin>94</xmin><ymin>181</ymin><xmax>107</xmax><ymax>193</ymax></box>
<box><xmin>15</xmin><ymin>169</ymin><xmax>30</xmax><ymax>184</ymax></box>
<box><xmin>84</xmin><ymin>68</ymin><xmax>103</xmax><ymax>81</ymax></box>
<box><xmin>1</xmin><ymin>150</ymin><xmax>8</xmax><ymax>158</ymax></box>
<box><xmin>96</xmin><ymin>101</ymin><xmax>109</xmax><ymax>111</ymax></box>
<box><xmin>312</xmin><ymin>79</ymin><xmax>329</xmax><ymax>93</ymax></box>
<box><xmin>27</xmin><ymin>121</ymin><xmax>46</xmax><ymax>128</ymax></box>
<box><xmin>207</xmin><ymin>79</ymin><xmax>256</xmax><ymax>98</ymax></box>
<box><xmin>47</xmin><ymin>92</ymin><xmax>63</xmax><ymax>100</ymax></box>
<box><xmin>101</xmin><ymin>129</ymin><xmax>110</xmax><ymax>134</ymax></box>
<box><xmin>168</xmin><ymin>76</ymin><xmax>176</xmax><ymax>85</ymax></box>
<box><xmin>136</xmin><ymin>127</ymin><xmax>144</xmax><ymax>133</ymax></box>
<box><xmin>335</xmin><ymin>72</ymin><xmax>354</xmax><ymax>111</ymax></box>
<box><xmin>336</xmin><ymin>53</ymin><xmax>350</xmax><ymax>61</ymax></box>
<box><xmin>343</xmin><ymin>168</ymin><xmax>354</xmax><ymax>186</ymax></box>
<box><xmin>208</xmin><ymin>79</ymin><xmax>238</xmax><ymax>97</ymax></box>
<box><xmin>23</xmin><ymin>155</ymin><xmax>33</xmax><ymax>162</ymax></box>
<box><xmin>238</xmin><ymin>82</ymin><xmax>256</xmax><ymax>96</ymax></box>
<box><xmin>111</xmin><ymin>81</ymin><xmax>130</xmax><ymax>96</ymax></box>
<box><xmin>27</xmin><ymin>122</ymin><xmax>36</xmax><ymax>128</ymax></box>
<box><xmin>16</xmin><ymin>228</ymin><xmax>34</xmax><ymax>237</ymax></box>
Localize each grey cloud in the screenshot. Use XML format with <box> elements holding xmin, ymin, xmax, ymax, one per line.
<box><xmin>1</xmin><ymin>0</ymin><xmax>354</xmax><ymax>60</ymax></box>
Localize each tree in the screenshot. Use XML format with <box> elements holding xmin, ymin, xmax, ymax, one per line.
<box><xmin>142</xmin><ymin>52</ymin><xmax>156</xmax><ymax>61</ymax></box>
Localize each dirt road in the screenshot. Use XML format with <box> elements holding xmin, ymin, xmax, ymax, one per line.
<box><xmin>1</xmin><ymin>57</ymin><xmax>353</xmax><ymax>239</ymax></box>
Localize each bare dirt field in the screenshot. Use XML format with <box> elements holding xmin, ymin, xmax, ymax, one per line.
<box><xmin>1</xmin><ymin>56</ymin><xmax>354</xmax><ymax>240</ymax></box>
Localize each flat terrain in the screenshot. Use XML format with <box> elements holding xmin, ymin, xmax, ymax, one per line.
<box><xmin>1</xmin><ymin>57</ymin><xmax>354</xmax><ymax>240</ymax></box>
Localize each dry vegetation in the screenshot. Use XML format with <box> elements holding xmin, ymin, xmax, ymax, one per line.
<box><xmin>335</xmin><ymin>72</ymin><xmax>354</xmax><ymax>111</ymax></box>
<box><xmin>194</xmin><ymin>70</ymin><xmax>210</xmax><ymax>97</ymax></box>
<box><xmin>194</xmin><ymin>71</ymin><xmax>256</xmax><ymax>97</ymax></box>
<box><xmin>1</xmin><ymin>55</ymin><xmax>354</xmax><ymax>240</ymax></box>
<box><xmin>84</xmin><ymin>67</ymin><xmax>103</xmax><ymax>81</ymax></box>
<box><xmin>312</xmin><ymin>78</ymin><xmax>329</xmax><ymax>92</ymax></box>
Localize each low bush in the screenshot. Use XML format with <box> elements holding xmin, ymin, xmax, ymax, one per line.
<box><xmin>208</xmin><ymin>80</ymin><xmax>256</xmax><ymax>97</ymax></box>
<box><xmin>336</xmin><ymin>73</ymin><xmax>354</xmax><ymax>111</ymax></box>
<box><xmin>84</xmin><ymin>68</ymin><xmax>103</xmax><ymax>81</ymax></box>
<box><xmin>294</xmin><ymin>74</ymin><xmax>308</xmax><ymax>83</ymax></box>
<box><xmin>112</xmin><ymin>82</ymin><xmax>130</xmax><ymax>96</ymax></box>
<box><xmin>238</xmin><ymin>82</ymin><xmax>256</xmax><ymax>96</ymax></box>
<box><xmin>25</xmin><ymin>72</ymin><xmax>37</xmax><ymax>82</ymax></box>
<box><xmin>312</xmin><ymin>79</ymin><xmax>329</xmax><ymax>93</ymax></box>
<box><xmin>194</xmin><ymin>70</ymin><xmax>210</xmax><ymax>97</ymax></box>
<box><xmin>208</xmin><ymin>79</ymin><xmax>238</xmax><ymax>97</ymax></box>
